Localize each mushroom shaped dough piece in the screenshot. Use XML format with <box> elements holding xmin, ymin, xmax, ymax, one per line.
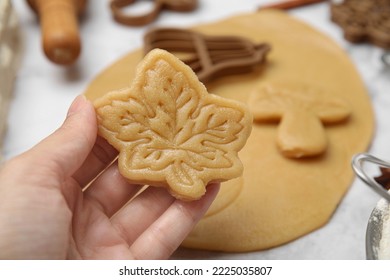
<box><xmin>248</xmin><ymin>83</ymin><xmax>351</xmax><ymax>158</ymax></box>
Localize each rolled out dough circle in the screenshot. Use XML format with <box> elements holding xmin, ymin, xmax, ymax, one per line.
<box><xmin>84</xmin><ymin>10</ymin><xmax>374</xmax><ymax>252</ymax></box>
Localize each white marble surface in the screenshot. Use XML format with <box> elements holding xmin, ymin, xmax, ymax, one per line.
<box><xmin>5</xmin><ymin>0</ymin><xmax>390</xmax><ymax>259</ymax></box>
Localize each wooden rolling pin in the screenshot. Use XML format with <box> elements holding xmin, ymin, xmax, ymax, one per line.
<box><xmin>27</xmin><ymin>0</ymin><xmax>87</xmax><ymax>65</ymax></box>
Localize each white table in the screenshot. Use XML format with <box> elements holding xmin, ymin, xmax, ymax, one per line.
<box><xmin>6</xmin><ymin>0</ymin><xmax>390</xmax><ymax>259</ymax></box>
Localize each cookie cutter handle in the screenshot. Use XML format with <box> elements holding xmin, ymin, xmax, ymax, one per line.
<box><xmin>352</xmin><ymin>153</ymin><xmax>390</xmax><ymax>202</ymax></box>
<box><xmin>110</xmin><ymin>0</ymin><xmax>162</xmax><ymax>26</ymax></box>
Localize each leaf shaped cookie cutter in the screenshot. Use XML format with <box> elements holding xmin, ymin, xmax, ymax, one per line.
<box><xmin>330</xmin><ymin>0</ymin><xmax>390</xmax><ymax>49</ymax></box>
<box><xmin>110</xmin><ymin>0</ymin><xmax>198</xmax><ymax>26</ymax></box>
<box><xmin>144</xmin><ymin>27</ymin><xmax>271</xmax><ymax>83</ymax></box>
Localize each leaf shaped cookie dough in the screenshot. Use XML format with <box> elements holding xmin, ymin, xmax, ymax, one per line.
<box><xmin>94</xmin><ymin>49</ymin><xmax>252</xmax><ymax>200</ymax></box>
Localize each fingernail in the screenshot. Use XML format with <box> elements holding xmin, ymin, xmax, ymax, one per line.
<box><xmin>67</xmin><ymin>95</ymin><xmax>87</xmax><ymax>116</ymax></box>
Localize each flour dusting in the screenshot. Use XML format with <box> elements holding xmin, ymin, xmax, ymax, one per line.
<box><xmin>377</xmin><ymin>199</ymin><xmax>390</xmax><ymax>259</ymax></box>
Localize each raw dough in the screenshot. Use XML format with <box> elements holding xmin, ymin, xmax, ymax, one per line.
<box><xmin>93</xmin><ymin>49</ymin><xmax>252</xmax><ymax>201</ymax></box>
<box><xmin>84</xmin><ymin>10</ymin><xmax>374</xmax><ymax>252</ymax></box>
<box><xmin>248</xmin><ymin>82</ymin><xmax>351</xmax><ymax>158</ymax></box>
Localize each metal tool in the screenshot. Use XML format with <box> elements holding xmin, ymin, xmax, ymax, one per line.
<box><xmin>366</xmin><ymin>200</ymin><xmax>386</xmax><ymax>259</ymax></box>
<box><xmin>352</xmin><ymin>153</ymin><xmax>390</xmax><ymax>259</ymax></box>
<box><xmin>352</xmin><ymin>153</ymin><xmax>390</xmax><ymax>202</ymax></box>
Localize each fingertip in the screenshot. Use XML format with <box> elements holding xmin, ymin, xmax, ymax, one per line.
<box><xmin>204</xmin><ymin>182</ymin><xmax>220</xmax><ymax>200</ymax></box>
<box><xmin>67</xmin><ymin>95</ymin><xmax>96</xmax><ymax>127</ymax></box>
<box><xmin>208</xmin><ymin>181</ymin><xmax>221</xmax><ymax>191</ymax></box>
<box><xmin>67</xmin><ymin>95</ymin><xmax>87</xmax><ymax>116</ymax></box>
<box><xmin>64</xmin><ymin>94</ymin><xmax>97</xmax><ymax>137</ymax></box>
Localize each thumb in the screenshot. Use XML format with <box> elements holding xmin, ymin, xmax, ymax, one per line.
<box><xmin>28</xmin><ymin>95</ymin><xmax>97</xmax><ymax>178</ymax></box>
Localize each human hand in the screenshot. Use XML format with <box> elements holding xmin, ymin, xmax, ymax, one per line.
<box><xmin>0</xmin><ymin>95</ymin><xmax>219</xmax><ymax>260</ymax></box>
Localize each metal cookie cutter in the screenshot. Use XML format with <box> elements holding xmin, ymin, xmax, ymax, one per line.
<box><xmin>110</xmin><ymin>0</ymin><xmax>198</xmax><ymax>26</ymax></box>
<box><xmin>352</xmin><ymin>153</ymin><xmax>390</xmax><ymax>202</ymax></box>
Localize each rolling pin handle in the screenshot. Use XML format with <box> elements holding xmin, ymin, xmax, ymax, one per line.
<box><xmin>28</xmin><ymin>0</ymin><xmax>84</xmax><ymax>65</ymax></box>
